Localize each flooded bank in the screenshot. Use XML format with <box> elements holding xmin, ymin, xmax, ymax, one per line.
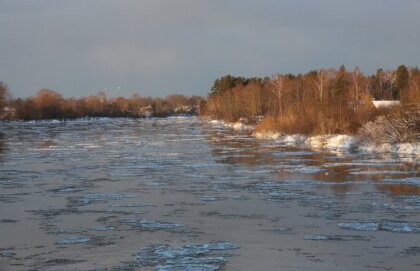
<box><xmin>0</xmin><ymin>117</ymin><xmax>419</xmax><ymax>270</ymax></box>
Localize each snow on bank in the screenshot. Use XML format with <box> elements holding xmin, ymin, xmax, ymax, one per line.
<box><xmin>254</xmin><ymin>133</ymin><xmax>354</xmax><ymax>149</ymax></box>
<box><xmin>372</xmin><ymin>100</ymin><xmax>401</xmax><ymax>109</ymax></box>
<box><xmin>208</xmin><ymin>119</ymin><xmax>419</xmax><ymax>156</ymax></box>
<box><xmin>208</xmin><ymin>119</ymin><xmax>254</xmax><ymax>130</ymax></box>
<box><xmin>305</xmin><ymin>135</ymin><xmax>355</xmax><ymax>150</ymax></box>
<box><xmin>359</xmin><ymin>142</ymin><xmax>420</xmax><ymax>156</ymax></box>
<box><xmin>254</xmin><ymin>131</ymin><xmax>419</xmax><ymax>156</ymax></box>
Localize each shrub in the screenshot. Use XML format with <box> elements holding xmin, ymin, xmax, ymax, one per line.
<box><xmin>358</xmin><ymin>106</ymin><xmax>420</xmax><ymax>144</ymax></box>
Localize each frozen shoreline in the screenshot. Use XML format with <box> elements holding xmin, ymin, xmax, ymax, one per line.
<box><xmin>207</xmin><ymin>119</ymin><xmax>420</xmax><ymax>157</ymax></box>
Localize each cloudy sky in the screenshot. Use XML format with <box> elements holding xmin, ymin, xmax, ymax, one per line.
<box><xmin>1</xmin><ymin>0</ymin><xmax>419</xmax><ymax>98</ymax></box>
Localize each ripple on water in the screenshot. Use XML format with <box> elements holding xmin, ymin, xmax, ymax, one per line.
<box><xmin>134</xmin><ymin>242</ymin><xmax>239</xmax><ymax>271</ymax></box>
<box><xmin>121</xmin><ymin>219</ymin><xmax>184</xmax><ymax>231</ymax></box>
<box><xmin>338</xmin><ymin>221</ymin><xmax>420</xmax><ymax>233</ymax></box>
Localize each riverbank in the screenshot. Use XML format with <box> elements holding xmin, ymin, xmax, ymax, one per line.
<box><xmin>207</xmin><ymin>118</ymin><xmax>420</xmax><ymax>157</ymax></box>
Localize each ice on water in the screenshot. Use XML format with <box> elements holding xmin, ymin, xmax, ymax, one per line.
<box><xmin>56</xmin><ymin>236</ymin><xmax>91</xmax><ymax>245</ymax></box>
<box><xmin>338</xmin><ymin>221</ymin><xmax>420</xmax><ymax>233</ymax></box>
<box><xmin>122</xmin><ymin>219</ymin><xmax>184</xmax><ymax>230</ymax></box>
<box><xmin>135</xmin><ymin>242</ymin><xmax>239</xmax><ymax>271</ymax></box>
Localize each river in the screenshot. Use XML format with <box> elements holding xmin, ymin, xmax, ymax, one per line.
<box><xmin>0</xmin><ymin>117</ymin><xmax>419</xmax><ymax>270</ymax></box>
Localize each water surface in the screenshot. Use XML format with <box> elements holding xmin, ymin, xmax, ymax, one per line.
<box><xmin>0</xmin><ymin>117</ymin><xmax>419</xmax><ymax>270</ymax></box>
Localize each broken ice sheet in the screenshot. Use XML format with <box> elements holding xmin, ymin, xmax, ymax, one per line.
<box><xmin>90</xmin><ymin>225</ymin><xmax>115</xmax><ymax>231</ymax></box>
<box><xmin>338</xmin><ymin>221</ymin><xmax>420</xmax><ymax>233</ymax></box>
<box><xmin>70</xmin><ymin>193</ymin><xmax>139</xmax><ymax>205</ymax></box>
<box><xmin>110</xmin><ymin>202</ymin><xmax>154</xmax><ymax>208</ymax></box>
<box><xmin>304</xmin><ymin>235</ymin><xmax>368</xmax><ymax>241</ymax></box>
<box><xmin>304</xmin><ymin>235</ymin><xmax>329</xmax><ymax>240</ymax></box>
<box><xmin>285</xmin><ymin>166</ymin><xmax>325</xmax><ymax>174</ymax></box>
<box><xmin>121</xmin><ymin>219</ymin><xmax>183</xmax><ymax>230</ymax></box>
<box><xmin>198</xmin><ymin>195</ymin><xmax>248</xmax><ymax>202</ymax></box>
<box><xmin>56</xmin><ymin>236</ymin><xmax>91</xmax><ymax>245</ymax></box>
<box><xmin>0</xmin><ymin>251</ymin><xmax>16</xmax><ymax>258</ymax></box>
<box><xmin>135</xmin><ymin>242</ymin><xmax>239</xmax><ymax>271</ymax></box>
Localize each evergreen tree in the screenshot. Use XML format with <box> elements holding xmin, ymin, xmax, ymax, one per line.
<box><xmin>0</xmin><ymin>81</ymin><xmax>9</xmax><ymax>113</ymax></box>
<box><xmin>395</xmin><ymin>65</ymin><xmax>409</xmax><ymax>100</ymax></box>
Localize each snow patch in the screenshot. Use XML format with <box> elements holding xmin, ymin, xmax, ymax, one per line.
<box><xmin>207</xmin><ymin>118</ymin><xmax>254</xmax><ymax>130</ymax></box>
<box><xmin>359</xmin><ymin>143</ymin><xmax>419</xmax><ymax>157</ymax></box>
<box><xmin>254</xmin><ymin>132</ymin><xmax>281</xmax><ymax>140</ymax></box>
<box><xmin>305</xmin><ymin>135</ymin><xmax>355</xmax><ymax>150</ymax></box>
<box><xmin>372</xmin><ymin>100</ymin><xmax>401</xmax><ymax>109</ymax></box>
<box><xmin>254</xmin><ymin>132</ymin><xmax>419</xmax><ymax>156</ymax></box>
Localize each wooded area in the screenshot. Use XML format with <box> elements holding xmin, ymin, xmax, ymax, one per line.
<box><xmin>1</xmin><ymin>65</ymin><xmax>419</xmax><ymax>139</ymax></box>
<box><xmin>204</xmin><ymin>65</ymin><xmax>420</xmax><ymax>135</ymax></box>
<box><xmin>0</xmin><ymin>86</ymin><xmax>203</xmax><ymax>120</ymax></box>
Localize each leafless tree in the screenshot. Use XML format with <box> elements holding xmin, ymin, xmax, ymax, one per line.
<box><xmin>270</xmin><ymin>75</ymin><xmax>284</xmax><ymax>116</ymax></box>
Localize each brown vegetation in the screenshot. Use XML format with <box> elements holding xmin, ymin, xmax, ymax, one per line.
<box><xmin>2</xmin><ymin>89</ymin><xmax>203</xmax><ymax>120</ymax></box>
<box><xmin>358</xmin><ymin>106</ymin><xmax>420</xmax><ymax>144</ymax></box>
<box><xmin>204</xmin><ymin>66</ymin><xmax>420</xmax><ymax>136</ymax></box>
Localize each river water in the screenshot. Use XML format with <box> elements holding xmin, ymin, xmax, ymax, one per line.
<box><xmin>0</xmin><ymin>117</ymin><xmax>419</xmax><ymax>271</ymax></box>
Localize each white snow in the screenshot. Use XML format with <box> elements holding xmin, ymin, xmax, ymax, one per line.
<box><xmin>359</xmin><ymin>142</ymin><xmax>419</xmax><ymax>157</ymax></box>
<box><xmin>305</xmin><ymin>135</ymin><xmax>355</xmax><ymax>149</ymax></box>
<box><xmin>208</xmin><ymin>118</ymin><xmax>419</xmax><ymax>156</ymax></box>
<box><xmin>372</xmin><ymin>100</ymin><xmax>401</xmax><ymax>109</ymax></box>
<box><xmin>254</xmin><ymin>132</ymin><xmax>281</xmax><ymax>140</ymax></box>
<box><xmin>206</xmin><ymin>118</ymin><xmax>253</xmax><ymax>130</ymax></box>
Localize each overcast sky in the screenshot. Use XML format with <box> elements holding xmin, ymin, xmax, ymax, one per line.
<box><xmin>1</xmin><ymin>0</ymin><xmax>419</xmax><ymax>98</ymax></box>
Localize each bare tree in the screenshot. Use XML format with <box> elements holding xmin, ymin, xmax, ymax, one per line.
<box><xmin>0</xmin><ymin>81</ymin><xmax>9</xmax><ymax>112</ymax></box>
<box><xmin>314</xmin><ymin>70</ymin><xmax>326</xmax><ymax>101</ymax></box>
<box><xmin>270</xmin><ymin>75</ymin><xmax>284</xmax><ymax>116</ymax></box>
<box><xmin>352</xmin><ymin>67</ymin><xmax>362</xmax><ymax>112</ymax></box>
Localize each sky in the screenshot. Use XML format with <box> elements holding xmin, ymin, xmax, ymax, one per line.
<box><xmin>1</xmin><ymin>0</ymin><xmax>419</xmax><ymax>98</ymax></box>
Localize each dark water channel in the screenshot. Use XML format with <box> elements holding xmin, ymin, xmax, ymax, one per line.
<box><xmin>0</xmin><ymin>117</ymin><xmax>419</xmax><ymax>270</ymax></box>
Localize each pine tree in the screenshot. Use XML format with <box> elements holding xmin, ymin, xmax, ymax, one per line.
<box><xmin>395</xmin><ymin>65</ymin><xmax>409</xmax><ymax>100</ymax></box>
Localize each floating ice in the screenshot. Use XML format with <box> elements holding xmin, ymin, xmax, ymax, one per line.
<box><xmin>380</xmin><ymin>221</ymin><xmax>420</xmax><ymax>233</ymax></box>
<box><xmin>350</xmin><ymin>170</ymin><xmax>405</xmax><ymax>175</ymax></box>
<box><xmin>338</xmin><ymin>222</ymin><xmax>379</xmax><ymax>231</ymax></box>
<box><xmin>1</xmin><ymin>251</ymin><xmax>16</xmax><ymax>258</ymax></box>
<box><xmin>338</xmin><ymin>221</ymin><xmax>420</xmax><ymax>233</ymax></box>
<box><xmin>198</xmin><ymin>195</ymin><xmax>220</xmax><ymax>201</ymax></box>
<box><xmin>304</xmin><ymin>235</ymin><xmax>329</xmax><ymax>240</ymax></box>
<box><xmin>71</xmin><ymin>193</ymin><xmax>139</xmax><ymax>205</ymax></box>
<box><xmin>122</xmin><ymin>219</ymin><xmax>183</xmax><ymax>230</ymax></box>
<box><xmin>269</xmin><ymin>227</ymin><xmax>292</xmax><ymax>233</ymax></box>
<box><xmin>91</xmin><ymin>226</ymin><xmax>115</xmax><ymax>231</ymax></box>
<box><xmin>110</xmin><ymin>203</ymin><xmax>153</xmax><ymax>208</ymax></box>
<box><xmin>384</xmin><ymin>177</ymin><xmax>420</xmax><ymax>186</ymax></box>
<box><xmin>285</xmin><ymin>166</ymin><xmax>324</xmax><ymax>174</ymax></box>
<box><xmin>56</xmin><ymin>236</ymin><xmax>91</xmax><ymax>245</ymax></box>
<box><xmin>198</xmin><ymin>195</ymin><xmax>248</xmax><ymax>202</ymax></box>
<box><xmin>135</xmin><ymin>242</ymin><xmax>238</xmax><ymax>271</ymax></box>
<box><xmin>304</xmin><ymin>235</ymin><xmax>368</xmax><ymax>241</ymax></box>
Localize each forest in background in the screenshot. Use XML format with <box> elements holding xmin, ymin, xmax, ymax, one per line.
<box><xmin>0</xmin><ymin>65</ymin><xmax>419</xmax><ymax>142</ymax></box>
<box><xmin>0</xmin><ymin>84</ymin><xmax>204</xmax><ymax>120</ymax></box>
<box><xmin>204</xmin><ymin>65</ymin><xmax>420</xmax><ymax>139</ymax></box>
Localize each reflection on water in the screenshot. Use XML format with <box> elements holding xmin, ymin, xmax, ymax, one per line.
<box><xmin>206</xmin><ymin>126</ymin><xmax>419</xmax><ymax>196</ymax></box>
<box><xmin>0</xmin><ymin>132</ymin><xmax>6</xmax><ymax>162</ymax></box>
<box><xmin>0</xmin><ymin>117</ymin><xmax>419</xmax><ymax>271</ymax></box>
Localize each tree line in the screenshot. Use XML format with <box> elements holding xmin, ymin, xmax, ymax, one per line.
<box><xmin>0</xmin><ymin>86</ymin><xmax>204</xmax><ymax>120</ymax></box>
<box><xmin>203</xmin><ymin>65</ymin><xmax>420</xmax><ymax>135</ymax></box>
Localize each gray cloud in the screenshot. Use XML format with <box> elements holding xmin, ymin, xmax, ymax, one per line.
<box><xmin>1</xmin><ymin>0</ymin><xmax>419</xmax><ymax>98</ymax></box>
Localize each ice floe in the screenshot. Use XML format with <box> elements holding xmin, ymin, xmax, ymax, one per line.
<box><xmin>56</xmin><ymin>236</ymin><xmax>91</xmax><ymax>245</ymax></box>
<box><xmin>134</xmin><ymin>242</ymin><xmax>239</xmax><ymax>271</ymax></box>
<box><xmin>90</xmin><ymin>226</ymin><xmax>115</xmax><ymax>231</ymax></box>
<box><xmin>253</xmin><ymin>130</ymin><xmax>420</xmax><ymax>156</ymax></box>
<box><xmin>338</xmin><ymin>221</ymin><xmax>420</xmax><ymax>233</ymax></box>
<box><xmin>70</xmin><ymin>193</ymin><xmax>139</xmax><ymax>205</ymax></box>
<box><xmin>122</xmin><ymin>219</ymin><xmax>183</xmax><ymax>230</ymax></box>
